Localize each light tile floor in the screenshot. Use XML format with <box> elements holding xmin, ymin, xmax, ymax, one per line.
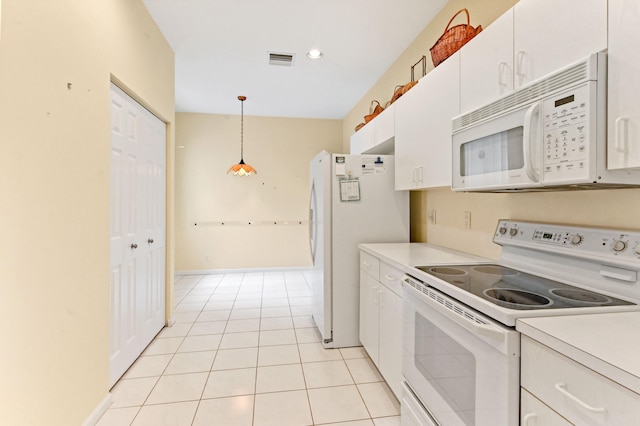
<box><xmin>97</xmin><ymin>271</ymin><xmax>401</xmax><ymax>426</ymax></box>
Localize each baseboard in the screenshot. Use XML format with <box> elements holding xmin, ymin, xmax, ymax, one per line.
<box><xmin>166</xmin><ymin>315</ymin><xmax>176</xmax><ymax>327</ymax></box>
<box><xmin>176</xmin><ymin>266</ymin><xmax>313</xmax><ymax>276</ymax></box>
<box><xmin>82</xmin><ymin>393</ymin><xmax>112</xmax><ymax>426</ymax></box>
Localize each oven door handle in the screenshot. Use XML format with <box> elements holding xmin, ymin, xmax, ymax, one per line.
<box><xmin>405</xmin><ymin>281</ymin><xmax>506</xmax><ymax>343</ymax></box>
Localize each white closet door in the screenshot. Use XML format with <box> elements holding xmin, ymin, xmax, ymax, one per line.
<box><xmin>109</xmin><ymin>83</ymin><xmax>166</xmax><ymax>387</ymax></box>
<box><xmin>138</xmin><ymin>106</ymin><xmax>166</xmax><ymax>347</ymax></box>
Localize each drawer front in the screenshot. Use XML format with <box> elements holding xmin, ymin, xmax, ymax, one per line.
<box><xmin>379</xmin><ymin>261</ymin><xmax>403</xmax><ymax>296</ymax></box>
<box><xmin>360</xmin><ymin>251</ymin><xmax>380</xmax><ymax>280</ymax></box>
<box><xmin>521</xmin><ymin>388</ymin><xmax>572</xmax><ymax>426</ymax></box>
<box><xmin>521</xmin><ymin>335</ymin><xmax>640</xmax><ymax>425</ymax></box>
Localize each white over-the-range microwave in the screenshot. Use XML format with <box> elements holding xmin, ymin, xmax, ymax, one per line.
<box><xmin>451</xmin><ymin>52</ymin><xmax>640</xmax><ymax>192</ymax></box>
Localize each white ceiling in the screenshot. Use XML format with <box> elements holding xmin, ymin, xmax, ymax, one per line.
<box><xmin>142</xmin><ymin>0</ymin><xmax>448</xmax><ymax>119</ymax></box>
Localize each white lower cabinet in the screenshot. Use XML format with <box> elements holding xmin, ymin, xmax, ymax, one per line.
<box><xmin>521</xmin><ymin>335</ymin><xmax>640</xmax><ymax>425</ymax></box>
<box><xmin>359</xmin><ymin>272</ymin><xmax>380</xmax><ymax>365</ymax></box>
<box><xmin>359</xmin><ymin>251</ymin><xmax>403</xmax><ymax>399</ymax></box>
<box><xmin>378</xmin><ymin>280</ymin><xmax>403</xmax><ymax>398</ymax></box>
<box><xmin>521</xmin><ymin>389</ymin><xmax>572</xmax><ymax>426</ymax></box>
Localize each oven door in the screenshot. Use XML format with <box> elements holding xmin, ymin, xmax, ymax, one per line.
<box><xmin>402</xmin><ymin>276</ymin><xmax>520</xmax><ymax>426</ymax></box>
<box><xmin>452</xmin><ymin>100</ymin><xmax>543</xmax><ymax>192</ymax></box>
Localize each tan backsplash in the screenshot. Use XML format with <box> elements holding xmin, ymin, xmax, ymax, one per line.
<box><xmin>412</xmin><ymin>187</ymin><xmax>640</xmax><ymax>259</ymax></box>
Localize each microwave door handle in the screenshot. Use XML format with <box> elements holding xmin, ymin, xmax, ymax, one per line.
<box><xmin>522</xmin><ymin>103</ymin><xmax>540</xmax><ymax>182</ymax></box>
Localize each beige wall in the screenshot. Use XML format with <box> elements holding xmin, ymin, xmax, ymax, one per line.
<box><xmin>175</xmin><ymin>113</ymin><xmax>343</xmax><ymax>271</ymax></box>
<box><xmin>343</xmin><ymin>0</ymin><xmax>519</xmax><ymax>152</ymax></box>
<box><xmin>0</xmin><ymin>1</ymin><xmax>174</xmax><ymax>424</ymax></box>
<box><xmin>425</xmin><ymin>187</ymin><xmax>640</xmax><ymax>259</ymax></box>
<box><xmin>344</xmin><ymin>0</ymin><xmax>640</xmax><ymax>259</ymax></box>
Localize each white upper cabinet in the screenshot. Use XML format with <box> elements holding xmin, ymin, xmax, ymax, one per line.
<box><xmin>513</xmin><ymin>0</ymin><xmax>607</xmax><ymax>88</ymax></box>
<box><xmin>460</xmin><ymin>0</ymin><xmax>607</xmax><ymax>113</ymax></box>
<box><xmin>395</xmin><ymin>53</ymin><xmax>460</xmax><ymax>190</ymax></box>
<box><xmin>350</xmin><ymin>104</ymin><xmax>395</xmax><ymax>155</ymax></box>
<box><xmin>460</xmin><ymin>9</ymin><xmax>514</xmax><ymax>113</ymax></box>
<box><xmin>607</xmin><ymin>0</ymin><xmax>640</xmax><ymax>169</ymax></box>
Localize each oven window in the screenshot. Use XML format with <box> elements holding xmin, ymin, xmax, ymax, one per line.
<box><xmin>415</xmin><ymin>311</ymin><xmax>476</xmax><ymax>426</ymax></box>
<box><xmin>460</xmin><ymin>127</ymin><xmax>524</xmax><ymax>176</ymax></box>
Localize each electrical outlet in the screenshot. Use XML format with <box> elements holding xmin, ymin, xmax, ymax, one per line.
<box><xmin>464</xmin><ymin>211</ymin><xmax>471</xmax><ymax>229</ymax></box>
<box><xmin>428</xmin><ymin>209</ymin><xmax>436</xmax><ymax>225</ymax></box>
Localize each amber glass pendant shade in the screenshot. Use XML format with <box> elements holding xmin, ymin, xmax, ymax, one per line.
<box><xmin>227</xmin><ymin>159</ymin><xmax>257</xmax><ymax>176</ymax></box>
<box><xmin>227</xmin><ymin>95</ymin><xmax>257</xmax><ymax>176</ymax></box>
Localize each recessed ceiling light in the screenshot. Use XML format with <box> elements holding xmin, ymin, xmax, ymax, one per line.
<box><xmin>307</xmin><ymin>49</ymin><xmax>323</xmax><ymax>59</ymax></box>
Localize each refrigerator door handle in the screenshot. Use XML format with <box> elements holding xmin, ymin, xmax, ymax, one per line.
<box><xmin>309</xmin><ymin>207</ymin><xmax>314</xmax><ymax>262</ymax></box>
<box><xmin>308</xmin><ymin>182</ymin><xmax>316</xmax><ymax>263</ymax></box>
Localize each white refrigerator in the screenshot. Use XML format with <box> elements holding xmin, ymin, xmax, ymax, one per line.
<box><xmin>308</xmin><ymin>151</ymin><xmax>409</xmax><ymax>348</ymax></box>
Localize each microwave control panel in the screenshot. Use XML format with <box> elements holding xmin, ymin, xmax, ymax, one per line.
<box><xmin>542</xmin><ymin>83</ymin><xmax>593</xmax><ymax>181</ymax></box>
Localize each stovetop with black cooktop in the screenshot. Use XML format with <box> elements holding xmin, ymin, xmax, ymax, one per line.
<box><xmin>415</xmin><ymin>264</ymin><xmax>634</xmax><ymax>311</ymax></box>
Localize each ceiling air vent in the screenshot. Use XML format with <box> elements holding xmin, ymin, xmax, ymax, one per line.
<box><xmin>269</xmin><ymin>52</ymin><xmax>295</xmax><ymax>66</ymax></box>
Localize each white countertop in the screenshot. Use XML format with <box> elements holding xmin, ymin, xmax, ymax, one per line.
<box><xmin>517</xmin><ymin>312</ymin><xmax>640</xmax><ymax>395</ymax></box>
<box><xmin>359</xmin><ymin>242</ymin><xmax>490</xmax><ymax>274</ymax></box>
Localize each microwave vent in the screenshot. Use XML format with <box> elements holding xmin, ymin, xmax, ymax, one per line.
<box><xmin>453</xmin><ymin>54</ymin><xmax>600</xmax><ymax>132</ymax></box>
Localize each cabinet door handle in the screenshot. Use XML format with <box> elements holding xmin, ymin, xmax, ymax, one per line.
<box><xmin>130</xmin><ymin>243</ymin><xmax>138</xmax><ymax>249</ymax></box>
<box><xmin>372</xmin><ymin>286</ymin><xmax>381</xmax><ymax>304</ymax></box>
<box><xmin>516</xmin><ymin>51</ymin><xmax>526</xmax><ymax>77</ymax></box>
<box><xmin>147</xmin><ymin>238</ymin><xmax>154</xmax><ymax>244</ymax></box>
<box><xmin>523</xmin><ymin>413</ymin><xmax>537</xmax><ymax>425</ymax></box>
<box><xmin>363</xmin><ymin>261</ymin><xmax>371</xmax><ymax>267</ymax></box>
<box><xmin>554</xmin><ymin>383</ymin><xmax>606</xmax><ymax>413</ymax></box>
<box><xmin>615</xmin><ymin>116</ymin><xmax>629</xmax><ymax>153</ymax></box>
<box><xmin>384</xmin><ymin>274</ymin><xmax>396</xmax><ymax>281</ymax></box>
<box><xmin>498</xmin><ymin>62</ymin><xmax>507</xmax><ymax>88</ymax></box>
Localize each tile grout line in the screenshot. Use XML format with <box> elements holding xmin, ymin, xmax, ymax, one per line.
<box><xmin>104</xmin><ymin>271</ymin><xmax>402</xmax><ymax>425</ymax></box>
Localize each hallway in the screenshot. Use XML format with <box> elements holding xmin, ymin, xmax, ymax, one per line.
<box><xmin>97</xmin><ymin>271</ymin><xmax>400</xmax><ymax>425</ymax></box>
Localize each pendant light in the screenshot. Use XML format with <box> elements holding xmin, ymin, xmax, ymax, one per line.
<box><xmin>227</xmin><ymin>95</ymin><xmax>257</xmax><ymax>176</ymax></box>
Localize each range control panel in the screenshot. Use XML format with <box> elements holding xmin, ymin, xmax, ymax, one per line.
<box><xmin>494</xmin><ymin>220</ymin><xmax>640</xmax><ymax>261</ymax></box>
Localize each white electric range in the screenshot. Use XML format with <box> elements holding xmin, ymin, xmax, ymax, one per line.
<box><xmin>401</xmin><ymin>220</ymin><xmax>640</xmax><ymax>426</ymax></box>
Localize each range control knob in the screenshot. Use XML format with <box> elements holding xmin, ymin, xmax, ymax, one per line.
<box><xmin>569</xmin><ymin>234</ymin><xmax>583</xmax><ymax>245</ymax></box>
<box><xmin>499</xmin><ymin>226</ymin><xmax>508</xmax><ymax>235</ymax></box>
<box><xmin>612</xmin><ymin>239</ymin><xmax>628</xmax><ymax>253</ymax></box>
<box><xmin>509</xmin><ymin>228</ymin><xmax>518</xmax><ymax>237</ymax></box>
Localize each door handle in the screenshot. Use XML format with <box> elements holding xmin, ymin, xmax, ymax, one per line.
<box><xmin>615</xmin><ymin>116</ymin><xmax>629</xmax><ymax>153</ymax></box>
<box><xmin>516</xmin><ymin>51</ymin><xmax>526</xmax><ymax>77</ymax></box>
<box><xmin>130</xmin><ymin>243</ymin><xmax>138</xmax><ymax>249</ymax></box>
<box><xmin>147</xmin><ymin>238</ymin><xmax>154</xmax><ymax>244</ymax></box>
<box><xmin>523</xmin><ymin>413</ymin><xmax>537</xmax><ymax>425</ymax></box>
<box><xmin>554</xmin><ymin>383</ymin><xmax>606</xmax><ymax>413</ymax></box>
<box><xmin>498</xmin><ymin>62</ymin><xmax>507</xmax><ymax>88</ymax></box>
<box><xmin>523</xmin><ymin>102</ymin><xmax>540</xmax><ymax>182</ymax></box>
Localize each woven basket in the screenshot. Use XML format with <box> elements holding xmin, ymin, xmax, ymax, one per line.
<box><xmin>355</xmin><ymin>100</ymin><xmax>385</xmax><ymax>132</ymax></box>
<box><xmin>388</xmin><ymin>55</ymin><xmax>426</xmax><ymax>106</ymax></box>
<box><xmin>430</xmin><ymin>9</ymin><xmax>482</xmax><ymax>67</ymax></box>
<box><xmin>364</xmin><ymin>100</ymin><xmax>384</xmax><ymax>123</ymax></box>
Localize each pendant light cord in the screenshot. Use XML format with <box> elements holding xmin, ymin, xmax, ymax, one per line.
<box><xmin>239</xmin><ymin>96</ymin><xmax>245</xmax><ymax>161</ymax></box>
